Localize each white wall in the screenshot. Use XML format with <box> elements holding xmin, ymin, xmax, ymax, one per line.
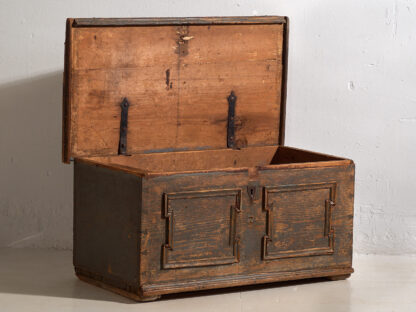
<box><xmin>0</xmin><ymin>0</ymin><xmax>415</xmax><ymax>254</ymax></box>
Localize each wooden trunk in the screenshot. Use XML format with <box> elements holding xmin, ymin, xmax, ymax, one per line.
<box><xmin>63</xmin><ymin>16</ymin><xmax>355</xmax><ymax>301</ymax></box>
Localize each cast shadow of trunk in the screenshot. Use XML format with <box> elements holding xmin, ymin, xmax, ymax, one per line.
<box><xmin>0</xmin><ymin>72</ymin><xmax>73</xmax><ymax>249</ymax></box>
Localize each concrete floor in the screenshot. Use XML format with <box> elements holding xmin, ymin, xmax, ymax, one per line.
<box><xmin>0</xmin><ymin>249</ymin><xmax>414</xmax><ymax>311</ymax></box>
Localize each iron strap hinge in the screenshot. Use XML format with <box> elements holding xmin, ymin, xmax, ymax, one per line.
<box><xmin>227</xmin><ymin>91</ymin><xmax>237</xmax><ymax>149</ymax></box>
<box><xmin>118</xmin><ymin>97</ymin><xmax>130</xmax><ymax>155</ymax></box>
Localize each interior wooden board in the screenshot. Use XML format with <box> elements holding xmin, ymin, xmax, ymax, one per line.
<box><xmin>63</xmin><ymin>18</ymin><xmax>286</xmax><ymax>162</ymax></box>
<box><xmin>83</xmin><ymin>146</ymin><xmax>345</xmax><ymax>176</ymax></box>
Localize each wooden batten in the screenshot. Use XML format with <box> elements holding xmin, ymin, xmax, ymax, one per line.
<box><xmin>62</xmin><ymin>16</ymin><xmax>288</xmax><ymax>163</ymax></box>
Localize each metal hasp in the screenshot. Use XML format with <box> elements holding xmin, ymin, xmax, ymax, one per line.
<box><xmin>227</xmin><ymin>91</ymin><xmax>237</xmax><ymax>148</ymax></box>
<box><xmin>118</xmin><ymin>97</ymin><xmax>130</xmax><ymax>155</ymax></box>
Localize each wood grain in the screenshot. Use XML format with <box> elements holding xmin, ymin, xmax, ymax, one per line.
<box><xmin>63</xmin><ymin>21</ymin><xmax>285</xmax><ymax>161</ymax></box>
<box><xmin>263</xmin><ymin>182</ymin><xmax>336</xmax><ymax>260</ymax></box>
<box><xmin>82</xmin><ymin>146</ymin><xmax>348</xmax><ymax>176</ymax></box>
<box><xmin>162</xmin><ymin>189</ymin><xmax>241</xmax><ymax>269</ymax></box>
<box><xmin>140</xmin><ymin>267</ymin><xmax>354</xmax><ymax>296</ymax></box>
<box><xmin>137</xmin><ymin>164</ymin><xmax>354</xmax><ymax>288</ymax></box>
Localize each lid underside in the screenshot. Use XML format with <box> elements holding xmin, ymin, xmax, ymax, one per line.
<box><xmin>62</xmin><ymin>16</ymin><xmax>288</xmax><ymax>162</ymax></box>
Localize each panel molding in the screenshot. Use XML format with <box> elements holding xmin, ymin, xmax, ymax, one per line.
<box><xmin>162</xmin><ymin>188</ymin><xmax>242</xmax><ymax>269</ymax></box>
<box><xmin>262</xmin><ymin>182</ymin><xmax>337</xmax><ymax>260</ymax></box>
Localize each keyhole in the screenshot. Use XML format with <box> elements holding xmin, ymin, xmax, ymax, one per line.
<box><xmin>248</xmin><ymin>186</ymin><xmax>256</xmax><ymax>200</ymax></box>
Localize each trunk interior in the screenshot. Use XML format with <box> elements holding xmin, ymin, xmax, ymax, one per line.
<box><xmin>80</xmin><ymin>146</ymin><xmax>347</xmax><ymax>176</ymax></box>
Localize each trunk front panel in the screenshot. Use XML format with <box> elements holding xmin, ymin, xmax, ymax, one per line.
<box><xmin>139</xmin><ymin>164</ymin><xmax>354</xmax><ymax>292</ymax></box>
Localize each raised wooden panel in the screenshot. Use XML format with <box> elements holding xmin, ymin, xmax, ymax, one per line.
<box><xmin>262</xmin><ymin>182</ymin><xmax>336</xmax><ymax>260</ymax></box>
<box><xmin>162</xmin><ymin>189</ymin><xmax>242</xmax><ymax>269</ymax></box>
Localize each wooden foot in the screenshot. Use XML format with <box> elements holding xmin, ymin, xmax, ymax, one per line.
<box><xmin>325</xmin><ymin>274</ymin><xmax>351</xmax><ymax>281</ymax></box>
<box><xmin>76</xmin><ymin>273</ymin><xmax>161</xmax><ymax>302</ymax></box>
<box><xmin>137</xmin><ymin>294</ymin><xmax>161</xmax><ymax>302</ymax></box>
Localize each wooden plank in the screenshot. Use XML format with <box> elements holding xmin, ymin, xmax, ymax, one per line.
<box><xmin>70</xmin><ymin>67</ymin><xmax>179</xmax><ymax>157</ymax></box>
<box><xmin>80</xmin><ymin>146</ymin><xmax>351</xmax><ymax>177</ymax></box>
<box><xmin>183</xmin><ymin>24</ymin><xmax>283</xmax><ymax>63</ymax></box>
<box><xmin>73</xmin><ymin>161</ymin><xmax>142</xmax><ymax>289</ymax></box>
<box><xmin>279</xmin><ymin>17</ymin><xmax>289</xmax><ymax>146</ymax></box>
<box><xmin>72</xmin><ymin>26</ymin><xmax>179</xmax><ymax>70</ymax></box>
<box><xmin>87</xmin><ymin>146</ymin><xmax>278</xmax><ymax>173</ymax></box>
<box><xmin>178</xmin><ymin>24</ymin><xmax>283</xmax><ymax>149</ymax></box>
<box><xmin>62</xmin><ymin>19</ymin><xmax>74</xmax><ymax>163</ymax></box>
<box><xmin>63</xmin><ymin>21</ymin><xmax>286</xmax><ymax>160</ymax></box>
<box><xmin>140</xmin><ymin>267</ymin><xmax>354</xmax><ymax>296</ymax></box>
<box><xmin>73</xmin><ymin>16</ymin><xmax>287</xmax><ymax>27</ymax></box>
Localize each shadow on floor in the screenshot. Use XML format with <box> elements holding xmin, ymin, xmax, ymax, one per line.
<box><xmin>0</xmin><ymin>249</ymin><xmax>131</xmax><ymax>303</ymax></box>
<box><xmin>0</xmin><ymin>72</ymin><xmax>73</xmax><ymax>249</ymax></box>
